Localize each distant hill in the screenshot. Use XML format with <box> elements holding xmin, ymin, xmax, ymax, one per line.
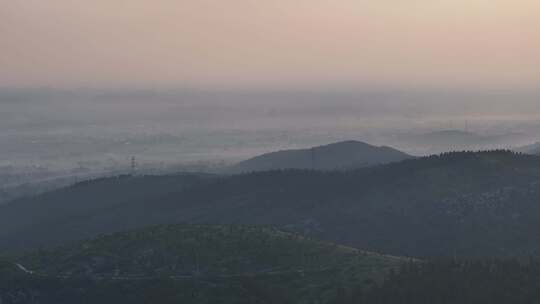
<box><xmin>227</xmin><ymin>141</ymin><xmax>412</xmax><ymax>173</ymax></box>
<box><xmin>4</xmin><ymin>151</ymin><xmax>540</xmax><ymax>258</ymax></box>
<box><xmin>396</xmin><ymin>130</ymin><xmax>527</xmax><ymax>155</ymax></box>
<box><xmin>1</xmin><ymin>225</ymin><xmax>401</xmax><ymax>304</ymax></box>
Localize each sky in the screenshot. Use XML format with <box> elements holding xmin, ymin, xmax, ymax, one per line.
<box><xmin>1</xmin><ymin>0</ymin><xmax>539</xmax><ymax>89</ymax></box>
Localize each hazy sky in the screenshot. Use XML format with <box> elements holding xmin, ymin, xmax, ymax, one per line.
<box><xmin>1</xmin><ymin>0</ymin><xmax>539</xmax><ymax>89</ymax></box>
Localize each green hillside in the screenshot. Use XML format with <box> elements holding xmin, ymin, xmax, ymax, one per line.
<box><xmin>19</xmin><ymin>224</ymin><xmax>400</xmax><ymax>278</ymax></box>
<box><xmin>0</xmin><ymin>225</ymin><xmax>402</xmax><ymax>304</ymax></box>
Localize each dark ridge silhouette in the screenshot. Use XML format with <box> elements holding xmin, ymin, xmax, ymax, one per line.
<box><xmin>3</xmin><ymin>151</ymin><xmax>540</xmax><ymax>258</ymax></box>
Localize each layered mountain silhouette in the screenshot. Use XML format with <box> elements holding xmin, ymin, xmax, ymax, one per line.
<box><xmin>227</xmin><ymin>141</ymin><xmax>412</xmax><ymax>173</ymax></box>
<box><xmin>3</xmin><ymin>151</ymin><xmax>540</xmax><ymax>258</ymax></box>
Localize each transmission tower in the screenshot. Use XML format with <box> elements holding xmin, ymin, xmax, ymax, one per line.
<box><xmin>130</xmin><ymin>156</ymin><xmax>137</xmax><ymax>175</ymax></box>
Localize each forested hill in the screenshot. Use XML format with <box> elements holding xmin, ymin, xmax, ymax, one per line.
<box><xmin>1</xmin><ymin>225</ymin><xmax>401</xmax><ymax>304</ymax></box>
<box><xmin>17</xmin><ymin>224</ymin><xmax>399</xmax><ymax>278</ymax></box>
<box><xmin>226</xmin><ymin>141</ymin><xmax>412</xmax><ymax>173</ymax></box>
<box><xmin>355</xmin><ymin>259</ymin><xmax>540</xmax><ymax>304</ymax></box>
<box><xmin>0</xmin><ymin>173</ymin><xmax>215</xmax><ymax>249</ymax></box>
<box><xmin>3</xmin><ymin>151</ymin><xmax>540</xmax><ymax>257</ymax></box>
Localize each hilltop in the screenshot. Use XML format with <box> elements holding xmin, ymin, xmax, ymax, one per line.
<box><xmin>18</xmin><ymin>224</ymin><xmax>399</xmax><ymax>278</ymax></box>
<box><xmin>226</xmin><ymin>141</ymin><xmax>412</xmax><ymax>173</ymax></box>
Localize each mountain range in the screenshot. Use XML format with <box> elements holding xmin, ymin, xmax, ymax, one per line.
<box><xmin>3</xmin><ymin>150</ymin><xmax>540</xmax><ymax>258</ymax></box>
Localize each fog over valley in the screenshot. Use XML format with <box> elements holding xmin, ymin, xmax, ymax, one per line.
<box><xmin>1</xmin><ymin>88</ymin><xmax>538</xmax><ymax>204</ymax></box>
<box><xmin>3</xmin><ymin>89</ymin><xmax>540</xmax><ymax>160</ymax></box>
